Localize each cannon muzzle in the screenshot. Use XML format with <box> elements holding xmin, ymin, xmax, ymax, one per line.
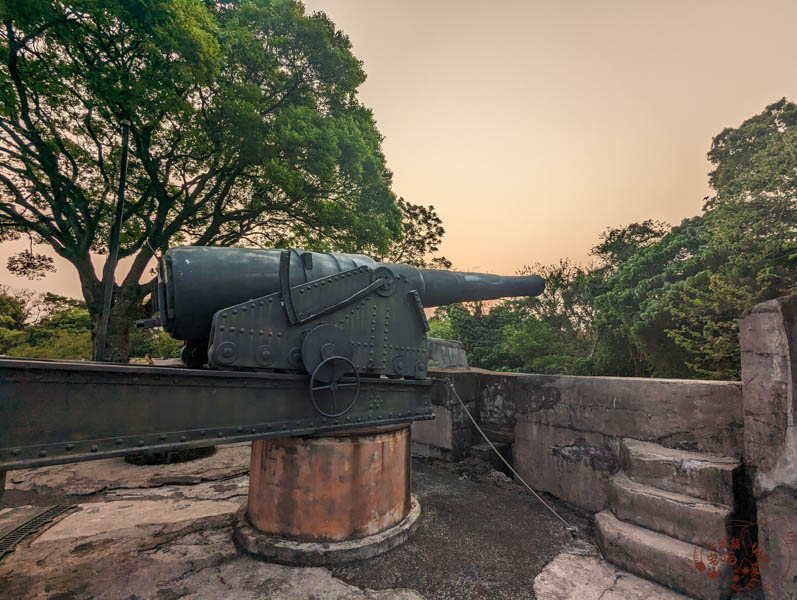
<box><xmin>417</xmin><ymin>269</ymin><xmax>545</xmax><ymax>308</ymax></box>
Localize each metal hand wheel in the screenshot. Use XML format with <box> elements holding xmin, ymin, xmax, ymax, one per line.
<box><xmin>309</xmin><ymin>355</ymin><xmax>361</xmax><ymax>418</ymax></box>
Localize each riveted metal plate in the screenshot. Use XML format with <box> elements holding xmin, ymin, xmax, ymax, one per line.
<box><xmin>0</xmin><ymin>358</ymin><xmax>433</xmax><ymax>470</ymax></box>
<box><xmin>207</xmin><ymin>265</ymin><xmax>429</xmax><ymax>378</ymax></box>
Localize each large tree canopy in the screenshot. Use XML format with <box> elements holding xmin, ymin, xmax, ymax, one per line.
<box><xmin>0</xmin><ymin>0</ymin><xmax>429</xmax><ymax>359</ymax></box>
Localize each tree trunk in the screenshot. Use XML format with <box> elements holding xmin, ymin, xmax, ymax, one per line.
<box><xmin>90</xmin><ymin>283</ymin><xmax>144</xmax><ymax>362</ymax></box>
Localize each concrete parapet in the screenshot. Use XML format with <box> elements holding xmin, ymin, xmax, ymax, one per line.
<box><xmin>415</xmin><ymin>368</ymin><xmax>743</xmax><ymax>513</ymax></box>
<box><xmin>740</xmin><ymin>295</ymin><xmax>797</xmax><ymax>599</ymax></box>
<box><xmin>411</xmin><ymin>372</ymin><xmax>480</xmax><ymax>461</ymax></box>
<box><xmin>427</xmin><ymin>338</ymin><xmax>469</xmax><ymax>369</ymax></box>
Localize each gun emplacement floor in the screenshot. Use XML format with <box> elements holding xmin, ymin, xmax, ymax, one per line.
<box><xmin>1</xmin><ymin>444</ymin><xmax>691</xmax><ymax>599</ymax></box>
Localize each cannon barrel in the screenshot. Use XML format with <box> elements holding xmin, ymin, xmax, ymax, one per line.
<box><xmin>418</xmin><ymin>269</ymin><xmax>544</xmax><ymax>308</ymax></box>
<box><xmin>153</xmin><ymin>247</ymin><xmax>544</xmax><ymax>342</ymax></box>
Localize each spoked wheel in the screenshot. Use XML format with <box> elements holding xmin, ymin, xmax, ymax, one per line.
<box><xmin>308</xmin><ymin>355</ymin><xmax>361</xmax><ymax>418</ymax></box>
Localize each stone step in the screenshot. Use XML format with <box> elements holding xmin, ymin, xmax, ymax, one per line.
<box><xmin>595</xmin><ymin>510</ymin><xmax>732</xmax><ymax>600</ymax></box>
<box><xmin>620</xmin><ymin>439</ymin><xmax>738</xmax><ymax>505</ymax></box>
<box><xmin>608</xmin><ymin>474</ymin><xmax>732</xmax><ymax>546</ymax></box>
<box><xmin>469</xmin><ymin>442</ymin><xmax>513</xmax><ymax>475</ymax></box>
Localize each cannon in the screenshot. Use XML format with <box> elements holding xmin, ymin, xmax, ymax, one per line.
<box><xmin>1</xmin><ymin>249</ymin><xmax>545</xmax><ymax>567</ymax></box>
<box><xmin>140</xmin><ymin>247</ymin><xmax>545</xmax><ymax>381</ymax></box>
<box><xmin>1</xmin><ymin>245</ymin><xmax>543</xmax><ymax>472</ymax></box>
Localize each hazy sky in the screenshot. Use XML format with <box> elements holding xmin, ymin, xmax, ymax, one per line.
<box><xmin>2</xmin><ymin>0</ymin><xmax>797</xmax><ymax>297</ymax></box>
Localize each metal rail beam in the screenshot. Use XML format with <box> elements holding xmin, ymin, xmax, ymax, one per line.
<box><xmin>0</xmin><ymin>358</ymin><xmax>433</xmax><ymax>471</ymax></box>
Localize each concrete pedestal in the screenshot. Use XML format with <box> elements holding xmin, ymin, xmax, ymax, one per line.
<box><xmin>234</xmin><ymin>425</ymin><xmax>420</xmax><ymax>565</ymax></box>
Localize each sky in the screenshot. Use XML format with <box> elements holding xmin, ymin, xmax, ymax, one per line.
<box><xmin>2</xmin><ymin>0</ymin><xmax>797</xmax><ymax>298</ymax></box>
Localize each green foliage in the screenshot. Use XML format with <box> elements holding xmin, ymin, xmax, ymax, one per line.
<box><xmin>0</xmin><ymin>289</ymin><xmax>93</xmax><ymax>359</ymax></box>
<box><xmin>372</xmin><ymin>198</ymin><xmax>451</xmax><ymax>268</ymax></box>
<box><xmin>0</xmin><ymin>286</ymin><xmax>183</xmax><ymax>360</ymax></box>
<box><xmin>658</xmin><ymin>99</ymin><xmax>797</xmax><ymax>377</ymax></box>
<box><xmin>0</xmin><ymin>0</ymin><xmax>443</xmax><ymax>358</ymax></box>
<box><xmin>444</xmin><ymin>100</ymin><xmax>796</xmax><ymax>380</ymax></box>
<box><xmin>9</xmin><ymin>329</ymin><xmax>92</xmax><ymax>360</ymax></box>
<box><xmin>435</xmin><ymin>302</ymin><xmax>524</xmax><ymax>372</ymax></box>
<box><xmin>0</xmin><ymin>286</ymin><xmax>25</xmax><ymax>330</ymax></box>
<box><xmin>129</xmin><ymin>326</ymin><xmax>182</xmax><ymax>358</ymax></box>
<box><xmin>0</xmin><ymin>286</ymin><xmax>27</xmax><ymax>352</ymax></box>
<box><xmin>6</xmin><ymin>250</ymin><xmax>54</xmax><ymax>279</ymax></box>
<box><xmin>597</xmin><ymin>99</ymin><xmax>797</xmax><ymax>379</ymax></box>
<box><xmin>498</xmin><ymin>260</ymin><xmax>625</xmax><ymax>376</ymax></box>
<box><xmin>428</xmin><ymin>311</ymin><xmax>454</xmax><ymax>340</ymax></box>
<box><xmin>0</xmin><ymin>0</ymin><xmax>401</xmax><ymax>265</ymax></box>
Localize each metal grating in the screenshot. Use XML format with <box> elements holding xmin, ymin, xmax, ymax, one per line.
<box><xmin>0</xmin><ymin>505</ymin><xmax>73</xmax><ymax>559</ymax></box>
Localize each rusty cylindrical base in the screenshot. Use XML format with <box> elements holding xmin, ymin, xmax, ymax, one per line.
<box><xmin>234</xmin><ymin>425</ymin><xmax>420</xmax><ymax>565</ymax></box>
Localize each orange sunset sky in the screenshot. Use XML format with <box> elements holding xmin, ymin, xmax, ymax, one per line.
<box><xmin>2</xmin><ymin>0</ymin><xmax>797</xmax><ymax>298</ymax></box>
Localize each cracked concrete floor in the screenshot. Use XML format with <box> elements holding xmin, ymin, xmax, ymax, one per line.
<box><xmin>1</xmin><ymin>444</ymin><xmax>690</xmax><ymax>599</ymax></box>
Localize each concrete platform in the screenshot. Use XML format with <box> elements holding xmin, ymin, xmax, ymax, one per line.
<box><xmin>1</xmin><ymin>442</ymin><xmax>696</xmax><ymax>599</ymax></box>
<box><xmin>533</xmin><ymin>552</ymin><xmax>690</xmax><ymax>599</ymax></box>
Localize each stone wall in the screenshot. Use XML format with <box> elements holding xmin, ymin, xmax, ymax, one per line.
<box><xmin>414</xmin><ymin>369</ymin><xmax>743</xmax><ymax>513</ymax></box>
<box><xmin>411</xmin><ymin>375</ymin><xmax>479</xmax><ymax>461</ymax></box>
<box><xmin>426</xmin><ymin>338</ymin><xmax>468</xmax><ymax>370</ymax></box>
<box><xmin>414</xmin><ymin>297</ymin><xmax>797</xmax><ymax>596</ymax></box>
<box><xmin>739</xmin><ymin>296</ymin><xmax>797</xmax><ymax>599</ymax></box>
<box><xmin>411</xmin><ymin>339</ymin><xmax>470</xmax><ymax>459</ymax></box>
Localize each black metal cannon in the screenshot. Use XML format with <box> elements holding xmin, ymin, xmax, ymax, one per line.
<box><xmin>0</xmin><ymin>246</ymin><xmax>544</xmax><ymax>473</ymax></box>
<box><xmin>140</xmin><ymin>247</ymin><xmax>545</xmax><ymax>382</ymax></box>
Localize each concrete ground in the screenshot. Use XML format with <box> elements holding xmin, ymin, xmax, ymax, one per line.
<box><xmin>0</xmin><ymin>443</ymin><xmax>690</xmax><ymax>599</ymax></box>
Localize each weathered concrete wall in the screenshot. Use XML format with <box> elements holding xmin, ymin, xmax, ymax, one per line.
<box><xmin>427</xmin><ymin>338</ymin><xmax>468</xmax><ymax>369</ymax></box>
<box><xmin>739</xmin><ymin>296</ymin><xmax>797</xmax><ymax>599</ymax></box>
<box><xmin>415</xmin><ymin>369</ymin><xmax>743</xmax><ymax>513</ymax></box>
<box><xmin>414</xmin><ymin>297</ymin><xmax>797</xmax><ymax>595</ymax></box>
<box><xmin>479</xmin><ymin>373</ymin><xmax>744</xmax><ymax>456</ymax></box>
<box><xmin>411</xmin><ymin>374</ymin><xmax>479</xmax><ymax>461</ymax></box>
<box><xmin>509</xmin><ymin>373</ymin><xmax>742</xmax><ymax>513</ymax></box>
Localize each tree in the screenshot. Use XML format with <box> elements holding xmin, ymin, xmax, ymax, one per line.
<box><xmin>371</xmin><ymin>198</ymin><xmax>451</xmax><ymax>268</ymax></box>
<box><xmin>591</xmin><ymin>220</ymin><xmax>670</xmax><ymax>268</ymax></box>
<box><xmin>588</xmin><ymin>101</ymin><xmax>796</xmax><ymax>379</ymax></box>
<box><xmin>663</xmin><ymin>99</ymin><xmax>797</xmax><ymax>377</ymax></box>
<box><xmin>502</xmin><ymin>260</ymin><xmax>612</xmax><ymax>375</ymax></box>
<box><xmin>0</xmin><ymin>284</ymin><xmax>26</xmax><ymax>352</ymax></box>
<box><xmin>442</xmin><ymin>96</ymin><xmax>797</xmax><ymax>379</ymax></box>
<box><xmin>433</xmin><ymin>301</ymin><xmax>525</xmax><ymax>372</ymax></box>
<box><xmin>0</xmin><ymin>289</ymin><xmax>93</xmax><ymax>358</ymax></box>
<box><xmin>9</xmin><ymin>300</ymin><xmax>93</xmax><ymax>359</ymax></box>
<box><xmin>591</xmin><ymin>217</ymin><xmax>707</xmax><ymax>377</ymax></box>
<box><xmin>0</xmin><ymin>0</ymin><xmax>404</xmax><ymax>360</ymax></box>
<box><xmin>129</xmin><ymin>325</ymin><xmax>182</xmax><ymax>358</ymax></box>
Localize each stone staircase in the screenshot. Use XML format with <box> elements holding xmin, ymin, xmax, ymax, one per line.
<box><xmin>596</xmin><ymin>439</ymin><xmax>740</xmax><ymax>600</ymax></box>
